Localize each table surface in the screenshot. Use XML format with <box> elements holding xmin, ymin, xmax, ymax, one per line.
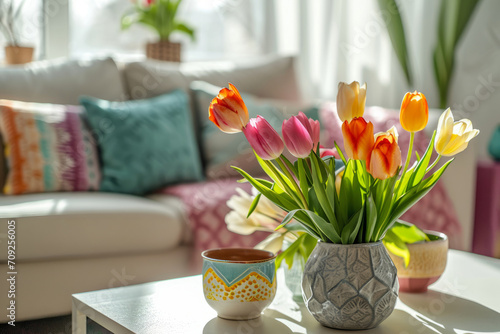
<box><xmin>72</xmin><ymin>250</ymin><xmax>500</xmax><ymax>334</ymax></box>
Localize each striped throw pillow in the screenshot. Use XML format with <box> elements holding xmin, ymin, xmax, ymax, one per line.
<box><xmin>0</xmin><ymin>100</ymin><xmax>100</xmax><ymax>195</ymax></box>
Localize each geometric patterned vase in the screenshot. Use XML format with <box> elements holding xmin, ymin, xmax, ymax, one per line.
<box><xmin>302</xmin><ymin>241</ymin><xmax>399</xmax><ymax>329</ymax></box>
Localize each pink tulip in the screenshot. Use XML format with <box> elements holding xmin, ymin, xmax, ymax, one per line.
<box><xmin>243</xmin><ymin>116</ymin><xmax>284</xmax><ymax>160</ymax></box>
<box><xmin>319</xmin><ymin>146</ymin><xmax>340</xmax><ymax>159</ymax></box>
<box><xmin>296</xmin><ymin>112</ymin><xmax>320</xmax><ymax>149</ymax></box>
<box><xmin>282</xmin><ymin>115</ymin><xmax>314</xmax><ymax>158</ymax></box>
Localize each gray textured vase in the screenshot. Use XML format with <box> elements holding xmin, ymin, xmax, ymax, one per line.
<box><xmin>302</xmin><ymin>241</ymin><xmax>399</xmax><ymax>330</ymax></box>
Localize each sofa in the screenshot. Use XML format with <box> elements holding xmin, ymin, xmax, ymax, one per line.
<box><xmin>0</xmin><ymin>56</ymin><xmax>475</xmax><ymax>322</ymax></box>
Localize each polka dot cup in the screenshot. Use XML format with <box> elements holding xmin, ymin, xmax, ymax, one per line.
<box><xmin>202</xmin><ymin>248</ymin><xmax>277</xmax><ymax>320</ymax></box>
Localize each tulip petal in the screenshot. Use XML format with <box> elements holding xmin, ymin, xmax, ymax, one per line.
<box><xmin>309</xmin><ymin>119</ymin><xmax>321</xmax><ymax>148</ymax></box>
<box><xmin>336</xmin><ymin>81</ymin><xmax>367</xmax><ymax>122</ymax></box>
<box><xmin>297</xmin><ymin>111</ymin><xmax>313</xmax><ymax>134</ymax></box>
<box><xmin>282</xmin><ymin>117</ymin><xmax>314</xmax><ymax>158</ymax></box>
<box><xmin>212</xmin><ymin>103</ymin><xmax>246</xmax><ymax>133</ymax></box>
<box><xmin>244</xmin><ymin>116</ymin><xmax>284</xmax><ymax>160</ymax></box>
<box><xmin>442</xmin><ymin>140</ymin><xmax>469</xmax><ymax>157</ymax></box>
<box><xmin>369</xmin><ymin>148</ymin><xmax>390</xmax><ymax>180</ymax></box>
<box><xmin>463</xmin><ymin>128</ymin><xmax>480</xmax><ymax>143</ymax></box>
<box><xmin>435</xmin><ymin>108</ymin><xmax>454</xmax><ymax>153</ymax></box>
<box><xmin>400</xmin><ymin>91</ymin><xmax>429</xmax><ymax>132</ymax></box>
<box><xmin>357</xmin><ymin>121</ymin><xmax>375</xmax><ymax>161</ymax></box>
<box><xmin>342</xmin><ymin>121</ymin><xmax>356</xmax><ymax>159</ymax></box>
<box><xmin>208</xmin><ymin>83</ymin><xmax>249</xmax><ymax>133</ymax></box>
<box><xmin>225</xmin><ymin>211</ymin><xmax>259</xmax><ymax>235</ymax></box>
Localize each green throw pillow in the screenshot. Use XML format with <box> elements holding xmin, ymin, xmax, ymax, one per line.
<box><xmin>80</xmin><ymin>90</ymin><xmax>203</xmax><ymax>195</ymax></box>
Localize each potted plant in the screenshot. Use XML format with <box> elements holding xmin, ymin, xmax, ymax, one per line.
<box><xmin>121</xmin><ymin>0</ymin><xmax>195</xmax><ymax>62</ymax></box>
<box><xmin>207</xmin><ymin>82</ymin><xmax>479</xmax><ymax>329</ymax></box>
<box><xmin>383</xmin><ymin>221</ymin><xmax>448</xmax><ymax>293</ymax></box>
<box><xmin>0</xmin><ymin>0</ymin><xmax>33</xmax><ymax>65</ymax></box>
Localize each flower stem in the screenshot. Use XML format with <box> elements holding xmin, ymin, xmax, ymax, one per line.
<box><xmin>426</xmin><ymin>154</ymin><xmax>442</xmax><ymax>173</ymax></box>
<box><xmin>402</xmin><ymin>132</ymin><xmax>415</xmax><ymax>177</ymax></box>
<box><xmin>395</xmin><ymin>131</ymin><xmax>414</xmax><ymax>196</ymax></box>
<box><xmin>277</xmin><ymin>157</ymin><xmax>308</xmax><ymax>209</ymax></box>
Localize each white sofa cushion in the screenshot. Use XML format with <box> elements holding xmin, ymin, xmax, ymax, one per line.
<box><xmin>0</xmin><ymin>192</ymin><xmax>186</xmax><ymax>261</ymax></box>
<box><xmin>0</xmin><ymin>57</ymin><xmax>127</xmax><ymax>104</ymax></box>
<box><xmin>122</xmin><ymin>55</ymin><xmax>301</xmax><ymax>102</ymax></box>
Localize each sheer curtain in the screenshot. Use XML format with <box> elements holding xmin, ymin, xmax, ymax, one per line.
<box><xmin>269</xmin><ymin>0</ymin><xmax>499</xmax><ymax>158</ymax></box>
<box><xmin>270</xmin><ymin>0</ymin><xmax>440</xmax><ymax>107</ymax></box>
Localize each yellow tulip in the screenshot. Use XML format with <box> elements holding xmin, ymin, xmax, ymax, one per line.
<box><xmin>435</xmin><ymin>108</ymin><xmax>479</xmax><ymax>157</ymax></box>
<box><xmin>400</xmin><ymin>91</ymin><xmax>428</xmax><ymax>132</ymax></box>
<box><xmin>337</xmin><ymin>81</ymin><xmax>367</xmax><ymax>122</ymax></box>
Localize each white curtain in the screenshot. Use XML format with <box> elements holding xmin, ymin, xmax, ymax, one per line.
<box><xmin>269</xmin><ymin>0</ymin><xmax>438</xmax><ymax>107</ymax></box>
<box><xmin>268</xmin><ymin>0</ymin><xmax>499</xmax><ymax>159</ymax></box>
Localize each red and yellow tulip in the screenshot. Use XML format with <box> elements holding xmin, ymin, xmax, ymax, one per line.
<box><xmin>209</xmin><ymin>83</ymin><xmax>249</xmax><ymax>133</ymax></box>
<box><xmin>367</xmin><ymin>127</ymin><xmax>402</xmax><ymax>180</ymax></box>
<box><xmin>341</xmin><ymin>117</ymin><xmax>374</xmax><ymax>161</ymax></box>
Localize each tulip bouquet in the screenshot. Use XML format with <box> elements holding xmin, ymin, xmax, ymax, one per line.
<box><xmin>209</xmin><ymin>82</ymin><xmax>479</xmax><ymax>246</ymax></box>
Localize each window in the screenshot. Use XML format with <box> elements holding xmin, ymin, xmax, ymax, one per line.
<box><xmin>69</xmin><ymin>0</ymin><xmax>267</xmax><ymax>61</ymax></box>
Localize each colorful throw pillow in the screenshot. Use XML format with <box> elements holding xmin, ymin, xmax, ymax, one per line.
<box><xmin>80</xmin><ymin>90</ymin><xmax>204</xmax><ymax>195</ymax></box>
<box><xmin>190</xmin><ymin>81</ymin><xmax>318</xmax><ymax>179</ymax></box>
<box><xmin>0</xmin><ymin>100</ymin><xmax>101</xmax><ymax>195</ymax></box>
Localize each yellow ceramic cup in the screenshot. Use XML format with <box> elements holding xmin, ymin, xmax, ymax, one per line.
<box><xmin>201</xmin><ymin>248</ymin><xmax>277</xmax><ymax>320</ymax></box>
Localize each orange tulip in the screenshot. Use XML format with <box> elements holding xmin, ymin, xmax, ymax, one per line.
<box><xmin>341</xmin><ymin>117</ymin><xmax>374</xmax><ymax>161</ymax></box>
<box><xmin>400</xmin><ymin>91</ymin><xmax>429</xmax><ymax>132</ymax></box>
<box><xmin>367</xmin><ymin>129</ymin><xmax>402</xmax><ymax>180</ymax></box>
<box><xmin>209</xmin><ymin>83</ymin><xmax>249</xmax><ymax>133</ymax></box>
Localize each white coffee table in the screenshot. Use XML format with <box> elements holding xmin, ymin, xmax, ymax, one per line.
<box><xmin>72</xmin><ymin>250</ymin><xmax>500</xmax><ymax>334</ymax></box>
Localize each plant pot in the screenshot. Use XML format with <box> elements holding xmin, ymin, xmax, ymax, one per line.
<box><xmin>4</xmin><ymin>45</ymin><xmax>34</xmax><ymax>65</ymax></box>
<box><xmin>302</xmin><ymin>241</ymin><xmax>398</xmax><ymax>330</ymax></box>
<box><xmin>387</xmin><ymin>231</ymin><xmax>448</xmax><ymax>293</ymax></box>
<box><xmin>146</xmin><ymin>41</ymin><xmax>181</xmax><ymax>62</ymax></box>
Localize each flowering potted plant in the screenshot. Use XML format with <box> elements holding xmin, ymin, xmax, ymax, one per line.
<box><xmin>0</xmin><ymin>0</ymin><xmax>33</xmax><ymax>65</ymax></box>
<box><xmin>208</xmin><ymin>82</ymin><xmax>478</xmax><ymax>329</ymax></box>
<box><xmin>121</xmin><ymin>0</ymin><xmax>195</xmax><ymax>62</ymax></box>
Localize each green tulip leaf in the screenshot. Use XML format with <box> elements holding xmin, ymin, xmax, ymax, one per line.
<box><xmin>247</xmin><ymin>192</ymin><xmax>262</xmax><ymax>218</ymax></box>
<box><xmin>383</xmin><ymin>229</ymin><xmax>411</xmax><ymax>267</ymax></box>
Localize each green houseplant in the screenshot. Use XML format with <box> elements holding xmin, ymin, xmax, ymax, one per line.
<box><xmin>378</xmin><ymin>0</ymin><xmax>481</xmax><ymax>107</ymax></box>
<box><xmin>207</xmin><ymin>82</ymin><xmax>478</xmax><ymax>329</ymax></box>
<box><xmin>0</xmin><ymin>0</ymin><xmax>33</xmax><ymax>65</ymax></box>
<box><xmin>121</xmin><ymin>0</ymin><xmax>195</xmax><ymax>62</ymax></box>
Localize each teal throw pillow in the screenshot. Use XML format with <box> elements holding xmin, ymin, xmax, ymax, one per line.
<box><xmin>80</xmin><ymin>90</ymin><xmax>203</xmax><ymax>195</ymax></box>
